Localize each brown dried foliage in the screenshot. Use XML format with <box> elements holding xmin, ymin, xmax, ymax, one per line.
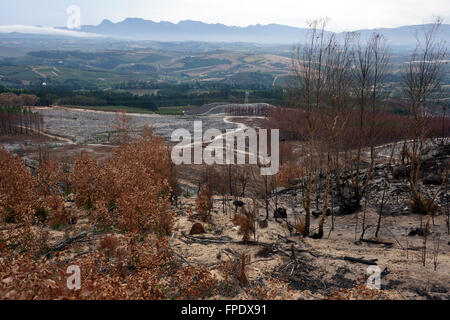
<box><xmin>219</xmin><ymin>252</ymin><xmax>250</xmax><ymax>289</ymax></box>
<box><xmin>0</xmin><ymin>235</ymin><xmax>219</xmax><ymax>300</ymax></box>
<box><xmin>0</xmin><ymin>127</ymin><xmax>223</xmax><ymax>300</ymax></box>
<box><xmin>232</xmin><ymin>200</ymin><xmax>257</xmax><ymax>243</ymax></box>
<box><xmin>70</xmin><ymin>128</ymin><xmax>174</xmax><ymax>235</ymax></box>
<box><xmin>328</xmin><ymin>282</ymin><xmax>390</xmax><ymax>300</ymax></box>
<box><xmin>70</xmin><ymin>152</ymin><xmax>99</xmax><ymax>209</ymax></box>
<box><xmin>0</xmin><ymin>146</ymin><xmax>36</xmax><ymax>223</ymax></box>
<box><xmin>276</xmin><ymin>162</ymin><xmax>305</xmax><ymax>187</ymax></box>
<box><xmin>195</xmin><ymin>184</ymin><xmax>213</xmax><ymax>222</ymax></box>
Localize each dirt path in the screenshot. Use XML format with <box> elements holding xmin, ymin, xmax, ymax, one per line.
<box><xmin>15</xmin><ymin>125</ymin><xmax>75</xmax><ymax>145</ymax></box>
<box><xmin>181</xmin><ymin>115</ymin><xmax>266</xmax><ymax>162</ymax></box>
<box><xmin>35</xmin><ymin>105</ymin><xmax>162</xmax><ymax>118</ymax></box>
<box><xmin>37</xmin><ymin>130</ymin><xmax>75</xmax><ymax>145</ymax></box>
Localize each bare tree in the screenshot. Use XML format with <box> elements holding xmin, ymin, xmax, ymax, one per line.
<box><xmin>375</xmin><ymin>180</ymin><xmax>389</xmax><ymax>238</ymax></box>
<box><xmin>345</xmin><ymin>32</ymin><xmax>390</xmax><ymax>213</ymax></box>
<box><xmin>316</xmin><ymin>32</ymin><xmax>354</xmax><ymax>238</ymax></box>
<box><xmin>111</xmin><ymin>110</ymin><xmax>133</xmax><ymax>144</ymax></box>
<box><xmin>291</xmin><ymin>18</ymin><xmax>333</xmax><ymax>236</ymax></box>
<box><xmin>237</xmin><ymin>165</ymin><xmax>251</xmax><ymax>197</ymax></box>
<box><xmin>402</xmin><ymin>17</ymin><xmax>447</xmax><ymax>214</ymax></box>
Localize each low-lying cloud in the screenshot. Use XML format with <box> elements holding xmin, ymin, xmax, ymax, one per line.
<box><xmin>0</xmin><ymin>25</ymin><xmax>101</xmax><ymax>38</ymax></box>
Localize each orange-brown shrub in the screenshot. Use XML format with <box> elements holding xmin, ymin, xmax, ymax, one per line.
<box><xmin>245</xmin><ymin>279</ymin><xmax>293</xmax><ymax>300</ymax></box>
<box><xmin>98</xmin><ymin>234</ymin><xmax>121</xmax><ymax>259</ymax></box>
<box><xmin>43</xmin><ymin>195</ymin><xmax>72</xmax><ymax>227</ymax></box>
<box><xmin>189</xmin><ymin>222</ymin><xmax>206</xmax><ymax>235</ymax></box>
<box><xmin>0</xmin><ymin>235</ymin><xmax>219</xmax><ymax>300</ymax></box>
<box><xmin>0</xmin><ymin>146</ymin><xmax>73</xmax><ymax>228</ymax></box>
<box><xmin>35</xmin><ymin>159</ymin><xmax>65</xmax><ymax>197</ymax></box>
<box><xmin>410</xmin><ymin>194</ymin><xmax>439</xmax><ymax>215</ymax></box>
<box><xmin>0</xmin><ymin>250</ymin><xmax>68</xmax><ymax>299</ymax></box>
<box><xmin>195</xmin><ymin>185</ymin><xmax>213</xmax><ymax>222</ymax></box>
<box><xmin>70</xmin><ymin>152</ymin><xmax>99</xmax><ymax>209</ymax></box>
<box><xmin>36</xmin><ymin>160</ymin><xmax>73</xmax><ymax>227</ymax></box>
<box><xmin>173</xmin><ymin>265</ymin><xmax>218</xmax><ymax>299</ymax></box>
<box><xmin>0</xmin><ymin>146</ymin><xmax>36</xmax><ymax>223</ymax></box>
<box><xmin>0</xmin><ymin>130</ymin><xmax>221</xmax><ymax>300</ymax></box>
<box><xmin>219</xmin><ymin>252</ymin><xmax>250</xmax><ymax>288</ymax></box>
<box><xmin>295</xmin><ymin>216</ymin><xmax>306</xmax><ymax>236</ymax></box>
<box><xmin>104</xmin><ymin>130</ymin><xmax>173</xmax><ymax>234</ymax></box>
<box><xmin>276</xmin><ymin>162</ymin><xmax>305</xmax><ymax>187</ymax></box>
<box><xmin>328</xmin><ymin>282</ymin><xmax>391</xmax><ymax>300</ymax></box>
<box><xmin>232</xmin><ymin>200</ymin><xmax>256</xmax><ymax>243</ymax></box>
<box><xmin>70</xmin><ymin>129</ymin><xmax>174</xmax><ymax>235</ymax></box>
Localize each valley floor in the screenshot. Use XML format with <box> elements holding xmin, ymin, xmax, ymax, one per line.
<box><xmin>1</xmin><ymin>107</ymin><xmax>449</xmax><ymax>300</ymax></box>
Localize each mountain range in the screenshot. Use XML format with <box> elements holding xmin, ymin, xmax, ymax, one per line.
<box><xmin>73</xmin><ymin>18</ymin><xmax>450</xmax><ymax>46</ymax></box>
<box><xmin>0</xmin><ymin>18</ymin><xmax>448</xmax><ymax>47</ymax></box>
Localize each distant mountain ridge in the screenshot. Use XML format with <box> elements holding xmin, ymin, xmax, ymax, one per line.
<box><xmin>0</xmin><ymin>18</ymin><xmax>450</xmax><ymax>47</ymax></box>
<box><xmin>73</xmin><ymin>18</ymin><xmax>450</xmax><ymax>46</ymax></box>
<box><xmin>77</xmin><ymin>18</ymin><xmax>312</xmax><ymax>44</ymax></box>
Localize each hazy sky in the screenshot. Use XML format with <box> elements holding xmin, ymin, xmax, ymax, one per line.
<box><xmin>0</xmin><ymin>0</ymin><xmax>449</xmax><ymax>31</ymax></box>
